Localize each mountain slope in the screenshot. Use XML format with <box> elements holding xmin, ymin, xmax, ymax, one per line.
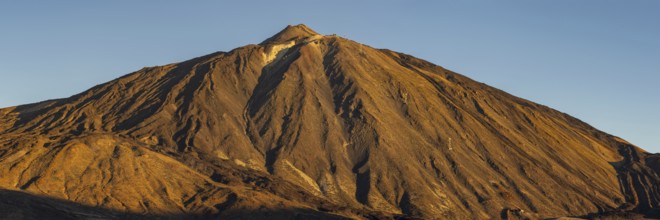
<box><xmin>0</xmin><ymin>24</ymin><xmax>657</xmax><ymax>219</ymax></box>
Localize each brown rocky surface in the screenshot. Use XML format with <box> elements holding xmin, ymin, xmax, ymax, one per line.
<box><xmin>0</xmin><ymin>24</ymin><xmax>657</xmax><ymax>219</ymax></box>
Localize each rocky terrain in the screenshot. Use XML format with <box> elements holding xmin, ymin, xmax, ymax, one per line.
<box><xmin>0</xmin><ymin>24</ymin><xmax>657</xmax><ymax>219</ymax></box>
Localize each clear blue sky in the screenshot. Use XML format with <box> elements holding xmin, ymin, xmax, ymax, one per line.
<box><xmin>0</xmin><ymin>1</ymin><xmax>658</xmax><ymax>152</ymax></box>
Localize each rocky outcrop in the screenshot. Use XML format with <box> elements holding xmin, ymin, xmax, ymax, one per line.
<box><xmin>614</xmin><ymin>142</ymin><xmax>660</xmax><ymax>212</ymax></box>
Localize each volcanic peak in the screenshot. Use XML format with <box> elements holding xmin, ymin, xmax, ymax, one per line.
<box><xmin>261</xmin><ymin>24</ymin><xmax>321</xmax><ymax>45</ymax></box>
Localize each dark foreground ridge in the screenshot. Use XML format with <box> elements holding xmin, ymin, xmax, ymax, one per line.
<box><xmin>0</xmin><ymin>24</ymin><xmax>657</xmax><ymax>219</ymax></box>
<box><xmin>0</xmin><ymin>189</ymin><xmax>360</xmax><ymax>220</ymax></box>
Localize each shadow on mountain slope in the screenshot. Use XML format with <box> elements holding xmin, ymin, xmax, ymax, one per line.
<box><xmin>612</xmin><ymin>144</ymin><xmax>659</xmax><ymax>213</ymax></box>
<box><xmin>569</xmin><ymin>144</ymin><xmax>660</xmax><ymax>220</ymax></box>
<box><xmin>0</xmin><ymin>189</ymin><xmax>355</xmax><ymax>220</ymax></box>
<box><xmin>614</xmin><ymin>146</ymin><xmax>660</xmax><ymax>219</ymax></box>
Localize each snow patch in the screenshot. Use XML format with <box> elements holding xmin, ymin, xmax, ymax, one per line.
<box><xmin>263</xmin><ymin>41</ymin><xmax>296</xmax><ymax>65</ymax></box>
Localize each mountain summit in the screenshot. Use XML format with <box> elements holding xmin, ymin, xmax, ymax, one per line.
<box><xmin>261</xmin><ymin>24</ymin><xmax>321</xmax><ymax>44</ymax></box>
<box><xmin>0</xmin><ymin>25</ymin><xmax>658</xmax><ymax>219</ymax></box>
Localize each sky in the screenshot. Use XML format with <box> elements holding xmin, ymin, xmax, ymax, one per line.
<box><xmin>0</xmin><ymin>1</ymin><xmax>658</xmax><ymax>152</ymax></box>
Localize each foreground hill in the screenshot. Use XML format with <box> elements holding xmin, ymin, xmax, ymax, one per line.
<box><xmin>0</xmin><ymin>24</ymin><xmax>657</xmax><ymax>219</ymax></box>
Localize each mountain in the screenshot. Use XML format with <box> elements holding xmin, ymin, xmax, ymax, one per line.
<box><xmin>0</xmin><ymin>24</ymin><xmax>658</xmax><ymax>219</ymax></box>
